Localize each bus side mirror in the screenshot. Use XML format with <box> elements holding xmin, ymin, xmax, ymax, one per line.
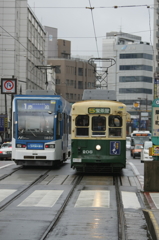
<box><xmin>58</xmin><ymin>113</ymin><xmax>62</xmax><ymax>121</ymax></box>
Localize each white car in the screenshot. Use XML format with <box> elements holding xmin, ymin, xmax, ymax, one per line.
<box><xmin>141</xmin><ymin>141</ymin><xmax>153</xmax><ymax>162</ymax></box>
<box><xmin>126</xmin><ymin>141</ymin><xmax>131</xmax><ymax>150</ymax></box>
<box><xmin>0</xmin><ymin>142</ymin><xmax>12</xmax><ymax>160</ymax></box>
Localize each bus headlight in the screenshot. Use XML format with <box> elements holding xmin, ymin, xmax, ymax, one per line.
<box><xmin>96</xmin><ymin>145</ymin><xmax>101</xmax><ymax>150</ymax></box>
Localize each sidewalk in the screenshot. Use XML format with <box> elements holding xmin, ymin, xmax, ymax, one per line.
<box><xmin>143</xmin><ymin>192</ymin><xmax>159</xmax><ymax>240</ymax></box>
<box><xmin>129</xmin><ymin>162</ymin><xmax>159</xmax><ymax>240</ymax></box>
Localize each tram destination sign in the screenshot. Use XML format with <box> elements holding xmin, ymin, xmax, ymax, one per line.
<box><xmin>88</xmin><ymin>107</ymin><xmax>110</xmax><ymax>114</ymax></box>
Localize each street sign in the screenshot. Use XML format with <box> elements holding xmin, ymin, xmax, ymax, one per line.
<box><xmin>1</xmin><ymin>78</ymin><xmax>17</xmax><ymax>94</ymax></box>
<box><xmin>133</xmin><ymin>102</ymin><xmax>140</xmax><ymax>108</ymax></box>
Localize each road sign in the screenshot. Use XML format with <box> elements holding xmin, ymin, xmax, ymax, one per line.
<box><xmin>133</xmin><ymin>102</ymin><xmax>140</xmax><ymax>108</ymax></box>
<box><xmin>1</xmin><ymin>78</ymin><xmax>17</xmax><ymax>94</ymax></box>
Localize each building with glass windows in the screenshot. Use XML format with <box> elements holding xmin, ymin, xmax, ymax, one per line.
<box><xmin>0</xmin><ymin>0</ymin><xmax>49</xmax><ymax>139</ymax></box>
<box><xmin>102</xmin><ymin>32</ymin><xmax>153</xmax><ymax>128</ymax></box>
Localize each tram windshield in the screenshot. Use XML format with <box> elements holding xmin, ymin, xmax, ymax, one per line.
<box><xmin>92</xmin><ymin>116</ymin><xmax>106</xmax><ymax>135</ymax></box>
<box><xmin>108</xmin><ymin>115</ymin><xmax>122</xmax><ymax>137</ymax></box>
<box><xmin>16</xmin><ymin>100</ymin><xmax>55</xmax><ymax>140</ymax></box>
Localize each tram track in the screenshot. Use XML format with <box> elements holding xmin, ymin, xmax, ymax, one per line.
<box><xmin>0</xmin><ymin>168</ymin><xmax>51</xmax><ymax>211</ymax></box>
<box><xmin>0</xmin><ymin>167</ymin><xmax>152</xmax><ymax>240</ymax></box>
<box><xmin>0</xmin><ymin>165</ymin><xmax>22</xmax><ymax>181</ymax></box>
<box><xmin>40</xmin><ymin>174</ymin><xmax>83</xmax><ymax>240</ymax></box>
<box><xmin>41</xmin><ymin>174</ymin><xmax>127</xmax><ymax>240</ymax></box>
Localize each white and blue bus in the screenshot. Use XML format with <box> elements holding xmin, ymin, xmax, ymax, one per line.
<box><xmin>12</xmin><ymin>90</ymin><xmax>71</xmax><ymax>166</ymax></box>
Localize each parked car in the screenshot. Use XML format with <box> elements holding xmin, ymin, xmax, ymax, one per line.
<box><xmin>0</xmin><ymin>142</ymin><xmax>12</xmax><ymax>160</ymax></box>
<box><xmin>141</xmin><ymin>141</ymin><xmax>153</xmax><ymax>162</ymax></box>
<box><xmin>132</xmin><ymin>144</ymin><xmax>143</xmax><ymax>159</ymax></box>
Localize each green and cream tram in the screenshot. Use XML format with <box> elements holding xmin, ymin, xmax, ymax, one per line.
<box><xmin>71</xmin><ymin>100</ymin><xmax>127</xmax><ymax>173</ymax></box>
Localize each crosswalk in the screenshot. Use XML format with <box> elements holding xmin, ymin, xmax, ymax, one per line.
<box><xmin>0</xmin><ymin>189</ymin><xmax>144</xmax><ymax>209</ymax></box>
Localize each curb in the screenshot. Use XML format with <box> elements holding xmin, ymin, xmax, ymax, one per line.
<box><xmin>143</xmin><ymin>209</ymin><xmax>159</xmax><ymax>240</ymax></box>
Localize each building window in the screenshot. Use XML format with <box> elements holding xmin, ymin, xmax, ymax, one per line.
<box><xmin>119</xmin><ymin>76</ymin><xmax>152</xmax><ymax>83</ymax></box>
<box><xmin>66</xmin><ymin>93</ymin><xmax>69</xmax><ymax>99</ymax></box>
<box><xmin>56</xmin><ymin>79</ymin><xmax>60</xmax><ymax>84</ymax></box>
<box><xmin>78</xmin><ymin>68</ymin><xmax>83</xmax><ymax>76</ymax></box>
<box><xmin>70</xmin><ymin>93</ymin><xmax>73</xmax><ymax>99</ymax></box>
<box><xmin>78</xmin><ymin>81</ymin><xmax>83</xmax><ymax>89</ymax></box>
<box><xmin>119</xmin><ymin>99</ymin><xmax>152</xmax><ymax>105</ymax></box>
<box><xmin>78</xmin><ymin>94</ymin><xmax>80</xmax><ymax>100</ymax></box>
<box><xmin>66</xmin><ymin>79</ymin><xmax>69</xmax><ymax>85</ymax></box>
<box><xmin>88</xmin><ymin>82</ymin><xmax>91</xmax><ymax>88</ymax></box>
<box><xmin>74</xmin><ymin>94</ymin><xmax>76</xmax><ymax>100</ymax></box>
<box><xmin>120</xmin><ymin>53</ymin><xmax>153</xmax><ymax>60</ymax></box>
<box><xmin>119</xmin><ymin>88</ymin><xmax>152</xmax><ymax>94</ymax></box>
<box><xmin>63</xmin><ymin>40</ymin><xmax>65</xmax><ymax>46</ymax></box>
<box><xmin>70</xmin><ymin>80</ymin><xmax>74</xmax><ymax>86</ymax></box>
<box><xmin>119</xmin><ymin>65</ymin><xmax>153</xmax><ymax>72</ymax></box>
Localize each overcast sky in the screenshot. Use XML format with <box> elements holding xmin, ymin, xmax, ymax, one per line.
<box><xmin>27</xmin><ymin>0</ymin><xmax>154</xmax><ymax>58</ymax></box>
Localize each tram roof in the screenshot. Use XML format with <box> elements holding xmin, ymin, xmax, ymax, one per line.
<box><xmin>72</xmin><ymin>100</ymin><xmax>126</xmax><ymax>114</ymax></box>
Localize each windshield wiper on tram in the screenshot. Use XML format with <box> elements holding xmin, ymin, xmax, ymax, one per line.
<box><xmin>28</xmin><ymin>129</ymin><xmax>37</xmax><ymax>138</ymax></box>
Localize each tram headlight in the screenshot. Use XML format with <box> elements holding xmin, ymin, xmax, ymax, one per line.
<box><xmin>96</xmin><ymin>145</ymin><xmax>101</xmax><ymax>151</ymax></box>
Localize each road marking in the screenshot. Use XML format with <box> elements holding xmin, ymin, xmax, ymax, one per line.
<box><xmin>122</xmin><ymin>191</ymin><xmax>141</xmax><ymax>209</ymax></box>
<box><xmin>0</xmin><ymin>189</ymin><xmax>17</xmax><ymax>202</ymax></box>
<box><xmin>0</xmin><ymin>163</ymin><xmax>15</xmax><ymax>169</ymax></box>
<box><xmin>75</xmin><ymin>190</ymin><xmax>110</xmax><ymax>208</ymax></box>
<box><xmin>150</xmin><ymin>193</ymin><xmax>159</xmax><ymax>209</ymax></box>
<box><xmin>129</xmin><ymin>162</ymin><xmax>140</xmax><ymax>176</ymax></box>
<box><xmin>18</xmin><ymin>190</ymin><xmax>63</xmax><ymax>207</ymax></box>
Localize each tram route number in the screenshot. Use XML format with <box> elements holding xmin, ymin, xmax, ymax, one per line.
<box><xmin>83</xmin><ymin>150</ymin><xmax>93</xmax><ymax>154</ymax></box>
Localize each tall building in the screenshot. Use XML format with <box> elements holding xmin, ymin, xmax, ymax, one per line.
<box><xmin>154</xmin><ymin>0</ymin><xmax>159</xmax><ymax>98</ymax></box>
<box><xmin>0</xmin><ymin>0</ymin><xmax>50</xmax><ymax>138</ymax></box>
<box><xmin>102</xmin><ymin>32</ymin><xmax>153</xmax><ymax>122</ymax></box>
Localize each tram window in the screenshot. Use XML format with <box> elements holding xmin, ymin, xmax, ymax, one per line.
<box><xmin>69</xmin><ymin>116</ymin><xmax>71</xmax><ymax>134</ymax></box>
<box><xmin>92</xmin><ymin>116</ymin><xmax>106</xmax><ymax>131</ymax></box>
<box><xmin>109</xmin><ymin>128</ymin><xmax>122</xmax><ymax>137</ymax></box>
<box><xmin>109</xmin><ymin>115</ymin><xmax>122</xmax><ymax>127</ymax></box>
<box><xmin>76</xmin><ymin>115</ymin><xmax>89</xmax><ymax>126</ymax></box>
<box><xmin>76</xmin><ymin>128</ymin><xmax>89</xmax><ymax>136</ymax></box>
<box><xmin>76</xmin><ymin>115</ymin><xmax>89</xmax><ymax>136</ymax></box>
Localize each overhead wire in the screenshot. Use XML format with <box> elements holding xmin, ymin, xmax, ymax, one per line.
<box><xmin>87</xmin><ymin>0</ymin><xmax>100</xmax><ymax>58</ymax></box>
<box><xmin>0</xmin><ymin>4</ymin><xmax>154</xmax><ymax>56</ymax></box>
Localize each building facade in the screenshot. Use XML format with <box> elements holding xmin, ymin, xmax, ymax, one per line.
<box><xmin>102</xmin><ymin>32</ymin><xmax>153</xmax><ymax>121</ymax></box>
<box><xmin>0</xmin><ymin>0</ymin><xmax>49</xmax><ymax>138</ymax></box>
<box><xmin>154</xmin><ymin>0</ymin><xmax>159</xmax><ymax>98</ymax></box>
<box><xmin>48</xmin><ymin>58</ymin><xmax>96</xmax><ymax>104</ymax></box>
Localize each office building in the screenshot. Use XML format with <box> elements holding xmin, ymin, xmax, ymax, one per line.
<box><xmin>102</xmin><ymin>32</ymin><xmax>153</xmax><ymax>121</ymax></box>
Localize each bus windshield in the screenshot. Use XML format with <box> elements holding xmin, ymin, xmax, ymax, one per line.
<box><xmin>17</xmin><ymin>100</ymin><xmax>55</xmax><ymax>140</ymax></box>
<box><xmin>132</xmin><ymin>136</ymin><xmax>150</xmax><ymax>145</ymax></box>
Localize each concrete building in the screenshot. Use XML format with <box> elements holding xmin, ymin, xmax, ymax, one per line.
<box><xmin>0</xmin><ymin>0</ymin><xmax>51</xmax><ymax>138</ymax></box>
<box><xmin>48</xmin><ymin>57</ymin><xmax>96</xmax><ymax>104</ymax></box>
<box><xmin>102</xmin><ymin>32</ymin><xmax>153</xmax><ymax>121</ymax></box>
<box><xmin>154</xmin><ymin>0</ymin><xmax>159</xmax><ymax>98</ymax></box>
<box><xmin>44</xmin><ymin>26</ymin><xmax>58</xmax><ymax>59</ymax></box>
<box><xmin>43</xmin><ymin>33</ymin><xmax>96</xmax><ymax>104</ymax></box>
